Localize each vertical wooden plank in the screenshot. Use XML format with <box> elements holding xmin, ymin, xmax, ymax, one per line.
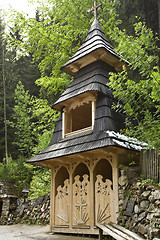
<box><xmin>156</xmin><ymin>149</ymin><xmax>160</xmax><ymax>182</ymax></box>
<box><xmin>62</xmin><ymin>110</ymin><xmax>65</xmax><ymax>139</ymax></box>
<box><xmin>152</xmin><ymin>150</ymin><xmax>154</xmax><ymax>180</ymax></box>
<box><xmin>153</xmin><ymin>150</ymin><xmax>156</xmax><ymax>181</ymax></box>
<box><xmin>69</xmin><ymin>167</ymin><xmax>73</xmax><ymax>228</ymax></box>
<box><xmin>92</xmin><ymin>100</ymin><xmax>96</xmax><ymax>129</ymax></box>
<box><xmin>156</xmin><ymin>149</ymin><xmax>158</xmax><ymax>182</ymax></box>
<box><xmin>98</xmin><ymin>228</ymin><xmax>103</xmax><ymax>240</ymax></box>
<box><xmin>112</xmin><ymin>155</ymin><xmax>119</xmax><ymax>223</ymax></box>
<box><xmin>140</xmin><ymin>151</ymin><xmax>144</xmax><ymax>178</ymax></box>
<box><xmin>141</xmin><ymin>148</ymin><xmax>160</xmax><ymax>183</ymax></box>
<box><xmin>149</xmin><ymin>150</ymin><xmax>151</xmax><ymax>179</ymax></box>
<box><xmin>50</xmin><ymin>167</ymin><xmax>55</xmax><ymax>232</ymax></box>
<box><xmin>150</xmin><ymin>150</ymin><xmax>152</xmax><ymax>180</ymax></box>
<box><xmin>90</xmin><ymin>165</ymin><xmax>94</xmax><ymax>228</ymax></box>
<box><xmin>144</xmin><ymin>150</ymin><xmax>147</xmax><ymax>179</ymax></box>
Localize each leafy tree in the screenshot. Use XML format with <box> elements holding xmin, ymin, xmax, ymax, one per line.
<box><xmin>0</xmin><ymin>14</ymin><xmax>41</xmax><ymax>161</ymax></box>
<box><xmin>117</xmin><ymin>0</ymin><xmax>160</xmax><ymax>35</ymax></box>
<box><xmin>6</xmin><ymin>0</ymin><xmax>120</xmax><ymax>103</ymax></box>
<box><xmin>9</xmin><ymin>81</ymin><xmax>33</xmax><ymax>157</ymax></box>
<box><xmin>29</xmin><ymin>168</ymin><xmax>51</xmax><ymax>198</ymax></box>
<box><xmin>0</xmin><ymin>156</ymin><xmax>33</xmax><ymax>195</ymax></box>
<box><xmin>109</xmin><ymin>22</ymin><xmax>160</xmax><ymax>148</ymax></box>
<box><xmin>2</xmin><ymin>0</ymin><xmax>160</xmax><ymax>198</ymax></box>
<box><xmin>7</xmin><ymin>0</ymin><xmax>160</xmax><ymax>148</ymax></box>
<box><xmin>9</xmin><ymin>81</ymin><xmax>58</xmax><ymax>157</ymax></box>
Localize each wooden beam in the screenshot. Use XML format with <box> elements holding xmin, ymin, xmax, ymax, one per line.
<box><xmin>110</xmin><ymin>223</ymin><xmax>145</xmax><ymax>240</ymax></box>
<box><xmin>96</xmin><ymin>223</ymin><xmax>145</xmax><ymax>240</ymax></box>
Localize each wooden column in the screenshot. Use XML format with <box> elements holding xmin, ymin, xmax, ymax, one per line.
<box><xmin>98</xmin><ymin>228</ymin><xmax>103</xmax><ymax>240</ymax></box>
<box><xmin>92</xmin><ymin>100</ymin><xmax>96</xmax><ymax>129</ymax></box>
<box><xmin>112</xmin><ymin>155</ymin><xmax>119</xmax><ymax>222</ymax></box>
<box><xmin>62</xmin><ymin>110</ymin><xmax>65</xmax><ymax>139</ymax></box>
<box><xmin>69</xmin><ymin>167</ymin><xmax>73</xmax><ymax>227</ymax></box>
<box><xmin>50</xmin><ymin>167</ymin><xmax>55</xmax><ymax>231</ymax></box>
<box><xmin>90</xmin><ymin>165</ymin><xmax>95</xmax><ymax>228</ymax></box>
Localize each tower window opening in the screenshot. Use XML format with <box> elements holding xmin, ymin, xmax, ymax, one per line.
<box><xmin>63</xmin><ymin>100</ymin><xmax>96</xmax><ymax>138</ymax></box>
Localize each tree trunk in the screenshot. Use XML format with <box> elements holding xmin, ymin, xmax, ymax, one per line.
<box><xmin>2</xmin><ymin>42</ymin><xmax>8</xmax><ymax>164</ymax></box>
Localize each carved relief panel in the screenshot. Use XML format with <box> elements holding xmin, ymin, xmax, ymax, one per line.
<box><xmin>94</xmin><ymin>158</ymin><xmax>114</xmax><ymax>225</ymax></box>
<box><xmin>95</xmin><ymin>174</ymin><xmax>114</xmax><ymax>224</ymax></box>
<box><xmin>55</xmin><ymin>167</ymin><xmax>70</xmax><ymax>226</ymax></box>
<box><xmin>72</xmin><ymin>174</ymin><xmax>90</xmax><ymax>226</ymax></box>
<box><xmin>55</xmin><ymin>179</ymin><xmax>70</xmax><ymax>226</ymax></box>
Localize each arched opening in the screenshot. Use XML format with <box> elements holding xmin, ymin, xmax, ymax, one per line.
<box><xmin>94</xmin><ymin>158</ymin><xmax>112</xmax><ymax>183</ymax></box>
<box><xmin>55</xmin><ymin>167</ymin><xmax>69</xmax><ymax>195</ymax></box>
<box><xmin>73</xmin><ymin>162</ymin><xmax>90</xmax><ymax>183</ymax></box>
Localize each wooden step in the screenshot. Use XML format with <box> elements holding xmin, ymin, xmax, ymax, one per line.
<box><xmin>96</xmin><ymin>222</ymin><xmax>145</xmax><ymax>240</ymax></box>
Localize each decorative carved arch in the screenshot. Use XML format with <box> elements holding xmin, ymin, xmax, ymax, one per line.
<box><xmin>72</xmin><ymin>162</ymin><xmax>90</xmax><ymax>182</ymax></box>
<box><xmin>93</xmin><ymin>158</ymin><xmax>112</xmax><ymax>182</ymax></box>
<box><xmin>92</xmin><ymin>155</ymin><xmax>113</xmax><ymax>171</ymax></box>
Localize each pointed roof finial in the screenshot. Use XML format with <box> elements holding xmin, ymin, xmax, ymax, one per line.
<box><xmin>88</xmin><ymin>1</ymin><xmax>102</xmax><ymax>20</ymax></box>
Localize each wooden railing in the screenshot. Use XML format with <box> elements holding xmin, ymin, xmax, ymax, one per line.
<box><xmin>140</xmin><ymin>149</ymin><xmax>160</xmax><ymax>183</ymax></box>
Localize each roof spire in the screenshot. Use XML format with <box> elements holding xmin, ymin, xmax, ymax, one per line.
<box><xmin>88</xmin><ymin>1</ymin><xmax>102</xmax><ymax>20</ymax></box>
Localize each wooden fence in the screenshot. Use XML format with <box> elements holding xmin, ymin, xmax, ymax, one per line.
<box><xmin>140</xmin><ymin>149</ymin><xmax>160</xmax><ymax>183</ymax></box>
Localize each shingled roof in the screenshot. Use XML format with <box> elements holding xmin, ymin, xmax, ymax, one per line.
<box><xmin>61</xmin><ymin>19</ymin><xmax>129</xmax><ymax>76</ymax></box>
<box><xmin>53</xmin><ymin>60</ymin><xmax>114</xmax><ymax>110</ymax></box>
<box><xmin>28</xmin><ymin>130</ymin><xmax>146</xmax><ymax>164</ymax></box>
<box><xmin>27</xmin><ymin>19</ymin><xmax>142</xmax><ymax>166</ymax></box>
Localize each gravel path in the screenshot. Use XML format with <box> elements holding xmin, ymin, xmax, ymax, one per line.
<box><xmin>0</xmin><ymin>224</ymin><xmax>98</xmax><ymax>240</ymax></box>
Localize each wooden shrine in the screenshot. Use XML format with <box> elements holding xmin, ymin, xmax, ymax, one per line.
<box><xmin>28</xmin><ymin>1</ymin><xmax>145</xmax><ymax>235</ymax></box>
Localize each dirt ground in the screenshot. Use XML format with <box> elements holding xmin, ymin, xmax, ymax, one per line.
<box><xmin>0</xmin><ymin>224</ymin><xmax>98</xmax><ymax>240</ymax></box>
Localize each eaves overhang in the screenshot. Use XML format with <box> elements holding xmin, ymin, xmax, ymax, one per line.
<box><xmin>27</xmin><ymin>130</ymin><xmax>147</xmax><ymax>167</ymax></box>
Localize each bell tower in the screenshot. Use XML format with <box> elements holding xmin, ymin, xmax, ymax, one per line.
<box><xmin>28</xmin><ymin>1</ymin><xmax>144</xmax><ymax>235</ymax></box>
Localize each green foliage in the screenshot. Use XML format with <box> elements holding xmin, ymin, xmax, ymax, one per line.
<box><xmin>6</xmin><ymin>81</ymin><xmax>58</xmax><ymax>198</ymax></box>
<box><xmin>9</xmin><ymin>81</ymin><xmax>33</xmax><ymax>156</ymax></box>
<box><xmin>29</xmin><ymin>168</ymin><xmax>51</xmax><ymax>198</ymax></box>
<box><xmin>0</xmin><ymin>156</ymin><xmax>33</xmax><ymax>195</ymax></box>
<box><xmin>109</xmin><ymin>22</ymin><xmax>160</xmax><ymax>148</ymax></box>
<box><xmin>9</xmin><ymin>81</ymin><xmax>59</xmax><ymax>157</ymax></box>
<box><xmin>2</xmin><ymin>0</ymin><xmax>160</xmax><ymax>198</ymax></box>
<box><xmin>6</xmin><ymin>0</ymin><xmax>120</xmax><ymax>102</ymax></box>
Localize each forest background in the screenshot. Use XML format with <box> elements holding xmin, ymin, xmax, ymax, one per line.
<box><xmin>0</xmin><ymin>0</ymin><xmax>160</xmax><ymax>198</ymax></box>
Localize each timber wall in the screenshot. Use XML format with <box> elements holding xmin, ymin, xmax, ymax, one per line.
<box><xmin>140</xmin><ymin>149</ymin><xmax>160</xmax><ymax>183</ymax></box>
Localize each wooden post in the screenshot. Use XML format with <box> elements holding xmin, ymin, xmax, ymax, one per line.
<box><xmin>90</xmin><ymin>166</ymin><xmax>94</xmax><ymax>228</ymax></box>
<box><xmin>112</xmin><ymin>155</ymin><xmax>119</xmax><ymax>222</ymax></box>
<box><xmin>62</xmin><ymin>110</ymin><xmax>65</xmax><ymax>139</ymax></box>
<box><xmin>50</xmin><ymin>167</ymin><xmax>55</xmax><ymax>232</ymax></box>
<box><xmin>92</xmin><ymin>100</ymin><xmax>96</xmax><ymax>129</ymax></box>
<box><xmin>69</xmin><ymin>168</ymin><xmax>73</xmax><ymax>228</ymax></box>
<box><xmin>99</xmin><ymin>227</ymin><xmax>103</xmax><ymax>240</ymax></box>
